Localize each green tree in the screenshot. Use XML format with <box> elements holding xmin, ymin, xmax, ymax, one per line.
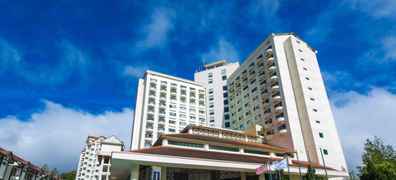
<box><xmin>359</xmin><ymin>137</ymin><xmax>396</xmax><ymax>180</ymax></box>
<box><xmin>61</xmin><ymin>170</ymin><xmax>76</xmax><ymax>180</ymax></box>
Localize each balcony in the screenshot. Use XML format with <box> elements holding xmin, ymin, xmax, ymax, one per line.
<box><xmin>271</xmin><ymin>85</ymin><xmax>280</xmax><ymax>90</ymax></box>
<box><xmin>268</xmin><ymin>65</ymin><xmax>276</xmax><ymax>71</ymax></box>
<box><xmin>276</xmin><ymin>116</ymin><xmax>285</xmax><ymax>121</ymax></box>
<box><xmin>270</xmin><ymin>75</ymin><xmax>278</xmax><ymax>81</ymax></box>
<box><xmin>279</xmin><ymin>129</ymin><xmax>287</xmax><ymax>134</ymax></box>
<box><xmin>265</xmin><ymin>48</ymin><xmax>273</xmax><ymax>57</ymax></box>
<box><xmin>272</xmin><ymin>95</ymin><xmax>282</xmax><ymax>101</ymax></box>
<box><xmin>274</xmin><ymin>105</ymin><xmax>283</xmax><ymax>112</ymax></box>
<box><xmin>267</xmin><ymin>57</ymin><xmax>274</xmax><ymax>63</ymax></box>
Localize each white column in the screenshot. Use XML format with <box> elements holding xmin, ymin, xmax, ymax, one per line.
<box><xmin>259</xmin><ymin>174</ymin><xmax>266</xmax><ymax>180</ymax></box>
<box><xmin>241</xmin><ymin>172</ymin><xmax>246</xmax><ymax>180</ymax></box>
<box><xmin>161</xmin><ymin>167</ymin><xmax>167</xmax><ymax>180</ymax></box>
<box><xmin>130</xmin><ymin>164</ymin><xmax>139</xmax><ymax>180</ymax></box>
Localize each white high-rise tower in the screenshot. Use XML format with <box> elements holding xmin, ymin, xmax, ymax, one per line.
<box><xmin>227</xmin><ymin>33</ymin><xmax>348</xmax><ymax>172</ymax></box>
<box><xmin>194</xmin><ymin>60</ymin><xmax>239</xmax><ymax>128</ymax></box>
<box><xmin>131</xmin><ymin>70</ymin><xmax>207</xmax><ymax>150</ymax></box>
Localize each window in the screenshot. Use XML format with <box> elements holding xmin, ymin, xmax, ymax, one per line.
<box><xmin>224</xmin><ymin>107</ymin><xmax>229</xmax><ymax>112</ymax></box>
<box><xmin>298</xmin><ymin>49</ymin><xmax>303</xmax><ymax>52</ymax></box>
<box><xmin>169</xmin><ymin>141</ymin><xmax>204</xmax><ymax>148</ymax></box>
<box><xmin>305</xmin><ymin>77</ymin><xmax>310</xmax><ymax>80</ymax></box>
<box><xmin>223</xmin><ymin>92</ymin><xmax>228</xmax><ymax>98</ymax></box>
<box><xmin>245</xmin><ymin>149</ymin><xmax>270</xmax><ymax>155</ymax></box>
<box><xmin>224</xmin><ymin>114</ymin><xmax>230</xmax><ymax>120</ymax></box>
<box><xmin>310</xmin><ymin>97</ymin><xmax>315</xmax><ymax>101</ymax></box>
<box><xmin>308</xmin><ymin>87</ymin><xmax>313</xmax><ymax>91</ymax></box>
<box><xmin>323</xmin><ymin>149</ymin><xmax>328</xmax><ymax>155</ymax></box>
<box><xmin>316</xmin><ymin>120</ymin><xmax>320</xmax><ymax>124</ymax></box>
<box><xmin>319</xmin><ymin>132</ymin><xmax>324</xmax><ymax>138</ymax></box>
<box><xmin>223</xmin><ymin>86</ymin><xmax>228</xmax><ymax>91</ymax></box>
<box><xmin>303</xmin><ymin>67</ymin><xmax>308</xmax><ymax>71</ymax></box>
<box><xmin>225</xmin><ymin>122</ymin><xmax>230</xmax><ymax>128</ymax></box>
<box><xmin>251</xmin><ymin>87</ymin><xmax>257</xmax><ymax>93</ymax></box>
<box><xmin>209</xmin><ymin>80</ymin><xmax>213</xmax><ymax>84</ymax></box>
<box><xmin>223</xmin><ymin>99</ymin><xmax>228</xmax><ymax>105</ymax></box>
<box><xmin>300</xmin><ymin>58</ymin><xmax>305</xmax><ymax>61</ymax></box>
<box><xmin>222</xmin><ymin>75</ymin><xmax>227</xmax><ymax>80</ymax></box>
<box><xmin>147</xmin><ymin>114</ymin><xmax>154</xmax><ymax>121</ymax></box>
<box><xmin>210</xmin><ymin>145</ymin><xmax>239</xmax><ymax>152</ymax></box>
<box><xmin>313</xmin><ymin>108</ymin><xmax>318</xmax><ymax>112</ymax></box>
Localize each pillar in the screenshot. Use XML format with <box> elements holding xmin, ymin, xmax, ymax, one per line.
<box><xmin>130</xmin><ymin>164</ymin><xmax>139</xmax><ymax>180</ymax></box>
<box><xmin>241</xmin><ymin>172</ymin><xmax>246</xmax><ymax>180</ymax></box>
<box><xmin>161</xmin><ymin>167</ymin><xmax>167</xmax><ymax>180</ymax></box>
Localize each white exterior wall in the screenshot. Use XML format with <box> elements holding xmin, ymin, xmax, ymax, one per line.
<box><xmin>76</xmin><ymin>136</ymin><xmax>123</xmax><ymax>180</ymax></box>
<box><xmin>227</xmin><ymin>33</ymin><xmax>348</xmax><ymax>172</ymax></box>
<box><xmin>131</xmin><ymin>71</ymin><xmax>207</xmax><ymax>149</ymax></box>
<box><xmin>194</xmin><ymin>61</ymin><xmax>239</xmax><ymax>128</ymax></box>
<box><xmin>272</xmin><ymin>35</ymin><xmax>309</xmax><ymax>162</ymax></box>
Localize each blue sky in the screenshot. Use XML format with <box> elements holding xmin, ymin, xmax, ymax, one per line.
<box><xmin>1</xmin><ymin>0</ymin><xmax>396</xmax><ymax>172</ymax></box>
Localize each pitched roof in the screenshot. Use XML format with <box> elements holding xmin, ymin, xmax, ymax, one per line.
<box><xmin>132</xmin><ymin>146</ymin><xmax>278</xmax><ymax>164</ymax></box>
<box><xmin>155</xmin><ymin>133</ymin><xmax>289</xmax><ymax>153</ymax></box>
<box><xmin>130</xmin><ymin>146</ymin><xmax>336</xmax><ymax>170</ymax></box>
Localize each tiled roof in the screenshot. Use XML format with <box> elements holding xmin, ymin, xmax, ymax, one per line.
<box><xmin>132</xmin><ymin>146</ymin><xmax>278</xmax><ymax>164</ymax></box>
<box><xmin>155</xmin><ymin>133</ymin><xmax>289</xmax><ymax>152</ymax></box>
<box><xmin>130</xmin><ymin>146</ymin><xmax>336</xmax><ymax>171</ymax></box>
<box><xmin>0</xmin><ymin>147</ymin><xmax>44</xmax><ymax>172</ymax></box>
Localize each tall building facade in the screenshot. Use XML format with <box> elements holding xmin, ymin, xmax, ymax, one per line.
<box><xmin>227</xmin><ymin>33</ymin><xmax>347</xmax><ymax>172</ymax></box>
<box><xmin>194</xmin><ymin>60</ymin><xmax>239</xmax><ymax>128</ymax></box>
<box><xmin>76</xmin><ymin>136</ymin><xmax>123</xmax><ymax>180</ymax></box>
<box><xmin>131</xmin><ymin>70</ymin><xmax>207</xmax><ymax>150</ymax></box>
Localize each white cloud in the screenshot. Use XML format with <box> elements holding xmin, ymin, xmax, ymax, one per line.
<box><xmin>201</xmin><ymin>38</ymin><xmax>239</xmax><ymax>63</ymax></box>
<box><xmin>331</xmin><ymin>88</ymin><xmax>396</xmax><ymax>170</ymax></box>
<box><xmin>123</xmin><ymin>65</ymin><xmax>147</xmax><ymax>78</ymax></box>
<box><xmin>0</xmin><ymin>38</ymin><xmax>22</xmax><ymax>72</ymax></box>
<box><xmin>347</xmin><ymin>0</ymin><xmax>396</xmax><ymax>19</ymax></box>
<box><xmin>0</xmin><ymin>100</ymin><xmax>133</xmax><ymax>172</ymax></box>
<box><xmin>382</xmin><ymin>36</ymin><xmax>396</xmax><ymax>60</ymax></box>
<box><xmin>137</xmin><ymin>8</ymin><xmax>174</xmax><ymax>48</ymax></box>
<box><xmin>251</xmin><ymin>0</ymin><xmax>280</xmax><ymax>17</ymax></box>
<box><xmin>0</xmin><ymin>38</ymin><xmax>89</xmax><ymax>85</ymax></box>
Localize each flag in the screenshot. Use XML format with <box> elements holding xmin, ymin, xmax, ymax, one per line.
<box><xmin>270</xmin><ymin>159</ymin><xmax>288</xmax><ymax>170</ymax></box>
<box><xmin>256</xmin><ymin>164</ymin><xmax>271</xmax><ymax>175</ymax></box>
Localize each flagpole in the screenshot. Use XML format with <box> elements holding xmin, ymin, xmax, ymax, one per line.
<box><xmin>294</xmin><ymin>151</ymin><xmax>302</xmax><ymax>180</ymax></box>
<box><xmin>286</xmin><ymin>155</ymin><xmax>291</xmax><ymax>180</ymax></box>
<box><xmin>269</xmin><ymin>163</ymin><xmax>272</xmax><ymax>180</ymax></box>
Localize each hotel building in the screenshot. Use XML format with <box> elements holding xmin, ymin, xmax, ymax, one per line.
<box><xmin>194</xmin><ymin>60</ymin><xmax>239</xmax><ymax>128</ymax></box>
<box><xmin>227</xmin><ymin>33</ymin><xmax>347</xmax><ymax>172</ymax></box>
<box><xmin>75</xmin><ymin>136</ymin><xmax>123</xmax><ymax>180</ymax></box>
<box><xmin>111</xmin><ymin>125</ymin><xmax>348</xmax><ymax>180</ymax></box>
<box><xmin>131</xmin><ymin>71</ymin><xmax>207</xmax><ymax>150</ymax></box>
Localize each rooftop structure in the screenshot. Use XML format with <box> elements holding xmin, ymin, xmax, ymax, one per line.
<box><xmin>111</xmin><ymin>125</ymin><xmax>348</xmax><ymax>179</ymax></box>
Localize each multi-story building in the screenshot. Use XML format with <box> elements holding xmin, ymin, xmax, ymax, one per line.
<box><xmin>111</xmin><ymin>125</ymin><xmax>348</xmax><ymax>179</ymax></box>
<box><xmin>131</xmin><ymin>70</ymin><xmax>207</xmax><ymax>150</ymax></box>
<box><xmin>194</xmin><ymin>60</ymin><xmax>239</xmax><ymax>128</ymax></box>
<box><xmin>75</xmin><ymin>136</ymin><xmax>123</xmax><ymax>180</ymax></box>
<box><xmin>227</xmin><ymin>33</ymin><xmax>348</xmax><ymax>172</ymax></box>
<box><xmin>0</xmin><ymin>147</ymin><xmax>46</xmax><ymax>180</ymax></box>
